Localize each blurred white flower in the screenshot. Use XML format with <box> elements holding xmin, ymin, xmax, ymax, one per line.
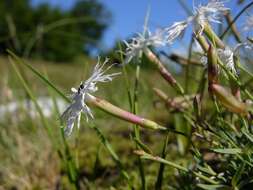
<box><xmin>243</xmin><ymin>15</ymin><xmax>253</xmax><ymax>31</ymax></box>
<box><xmin>200</xmin><ymin>55</ymin><xmax>208</xmax><ymax>65</ymax></box>
<box><xmin>123</xmin><ymin>1</ymin><xmax>229</xmax><ymax>64</ymax></box>
<box><xmin>124</xmin><ymin>29</ymin><xmax>166</xmax><ymax>64</ymax></box>
<box><xmin>164</xmin><ymin>0</ymin><xmax>229</xmax><ymax>43</ymax></box>
<box><xmin>234</xmin><ymin>41</ymin><xmax>253</xmax><ymax>53</ymax></box>
<box><xmin>217</xmin><ymin>46</ymin><xmax>236</xmax><ymax>74</ymax></box>
<box><xmin>60</xmin><ymin>58</ymin><xmax>120</xmax><ymax>136</ymax></box>
<box><xmin>165</xmin><ymin>20</ymin><xmax>190</xmax><ymax>44</ymax></box>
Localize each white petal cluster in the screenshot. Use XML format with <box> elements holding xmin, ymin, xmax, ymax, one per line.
<box><xmin>193</xmin><ymin>0</ymin><xmax>229</xmax><ymax>34</ymax></box>
<box><xmin>124</xmin><ymin>29</ymin><xmax>166</xmax><ymax>64</ymax></box>
<box><xmin>60</xmin><ymin>58</ymin><xmax>120</xmax><ymax>136</ymax></box>
<box><xmin>165</xmin><ymin>20</ymin><xmax>190</xmax><ymax>44</ymax></box>
<box><xmin>164</xmin><ymin>0</ymin><xmax>229</xmax><ymax>43</ymax></box>
<box><xmin>123</xmin><ymin>1</ymin><xmax>229</xmax><ymax>64</ymax></box>
<box><xmin>217</xmin><ymin>46</ymin><xmax>236</xmax><ymax>74</ymax></box>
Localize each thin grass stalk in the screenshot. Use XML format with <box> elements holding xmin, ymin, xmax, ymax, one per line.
<box><xmin>10</xmin><ymin>52</ymin><xmax>79</xmax><ymax>188</ymax></box>
<box><xmin>135</xmin><ymin>150</ymin><xmax>219</xmax><ymax>185</ymax></box>
<box><xmin>133</xmin><ymin>64</ymin><xmax>146</xmax><ymax>190</ymax></box>
<box><xmin>8</xmin><ymin>50</ymin><xmax>70</xmax><ymax>102</ymax></box>
<box><xmin>185</xmin><ymin>36</ymin><xmax>194</xmax><ymax>93</ymax></box>
<box><xmin>42</xmin><ymin>67</ymin><xmax>81</xmax><ymax>187</ymax></box>
<box><xmin>9</xmin><ymin>57</ymin><xmax>55</xmax><ymax>144</ymax></box>
<box><xmin>220</xmin><ymin>1</ymin><xmax>253</xmax><ymax>39</ymax></box>
<box><xmin>118</xmin><ymin>42</ymin><xmax>133</xmax><ymax>109</ymax></box>
<box><xmin>155</xmin><ymin>133</ymin><xmax>169</xmax><ymax>190</ymax></box>
<box><xmin>9</xmin><ymin>56</ymin><xmax>80</xmax><ymax>189</ymax></box>
<box><xmin>89</xmin><ymin>124</ymin><xmax>134</xmax><ymax>189</ymax></box>
<box><xmin>224</xmin><ymin>11</ymin><xmax>242</xmax><ymax>43</ymax></box>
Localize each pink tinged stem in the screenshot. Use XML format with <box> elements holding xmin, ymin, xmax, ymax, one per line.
<box><xmin>144</xmin><ymin>48</ymin><xmax>184</xmax><ymax>94</ymax></box>
<box><xmin>86</xmin><ymin>94</ymin><xmax>166</xmax><ymax>130</ymax></box>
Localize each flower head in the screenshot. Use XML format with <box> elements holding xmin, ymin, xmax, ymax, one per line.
<box><xmin>217</xmin><ymin>46</ymin><xmax>236</xmax><ymax>74</ymax></box>
<box><xmin>60</xmin><ymin>58</ymin><xmax>120</xmax><ymax>136</ymax></box>
<box><xmin>164</xmin><ymin>0</ymin><xmax>229</xmax><ymax>42</ymax></box>
<box><xmin>193</xmin><ymin>0</ymin><xmax>229</xmax><ymax>34</ymax></box>
<box><xmin>165</xmin><ymin>20</ymin><xmax>190</xmax><ymax>44</ymax></box>
<box><xmin>124</xmin><ymin>29</ymin><xmax>166</xmax><ymax>64</ymax></box>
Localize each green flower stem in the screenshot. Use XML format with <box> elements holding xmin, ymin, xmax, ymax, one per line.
<box><xmin>134</xmin><ymin>150</ymin><xmax>188</xmax><ymax>172</ymax></box>
<box><xmin>86</xmin><ymin>94</ymin><xmax>167</xmax><ymax>131</ymax></box>
<box><xmin>134</xmin><ymin>150</ymin><xmax>219</xmax><ymax>185</ymax></box>
<box><xmin>204</xmin><ymin>23</ymin><xmax>225</xmax><ymax>49</ymax></box>
<box><xmin>196</xmin><ymin>35</ymin><xmax>209</xmax><ymax>52</ymax></box>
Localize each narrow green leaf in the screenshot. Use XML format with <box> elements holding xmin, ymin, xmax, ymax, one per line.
<box><xmin>232</xmin><ymin>163</ymin><xmax>245</xmax><ymax>188</ymax></box>
<box><xmin>7</xmin><ymin>50</ymin><xmax>70</xmax><ymax>103</ymax></box>
<box><xmin>197</xmin><ymin>184</ymin><xmax>230</xmax><ymax>190</ymax></box>
<box><xmin>155</xmin><ymin>134</ymin><xmax>169</xmax><ymax>190</ymax></box>
<box><xmin>90</xmin><ymin>124</ymin><xmax>133</xmax><ymax>189</ymax></box>
<box><xmin>212</xmin><ymin>148</ymin><xmax>242</xmax><ymax>154</ymax></box>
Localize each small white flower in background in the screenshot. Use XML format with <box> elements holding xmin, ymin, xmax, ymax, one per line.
<box><xmin>217</xmin><ymin>41</ymin><xmax>253</xmax><ymax>75</ymax></box>
<box><xmin>60</xmin><ymin>58</ymin><xmax>121</xmax><ymax>136</ymax></box>
<box><xmin>124</xmin><ymin>29</ymin><xmax>166</xmax><ymax>64</ymax></box>
<box><xmin>200</xmin><ymin>55</ymin><xmax>208</xmax><ymax>65</ymax></box>
<box><xmin>165</xmin><ymin>20</ymin><xmax>190</xmax><ymax>44</ymax></box>
<box><xmin>164</xmin><ymin>0</ymin><xmax>229</xmax><ymax>43</ymax></box>
<box><xmin>243</xmin><ymin>15</ymin><xmax>253</xmax><ymax>31</ymax></box>
<box><xmin>217</xmin><ymin>46</ymin><xmax>236</xmax><ymax>74</ymax></box>
<box><xmin>234</xmin><ymin>41</ymin><xmax>253</xmax><ymax>53</ymax></box>
<box><xmin>200</xmin><ymin>41</ymin><xmax>253</xmax><ymax>75</ymax></box>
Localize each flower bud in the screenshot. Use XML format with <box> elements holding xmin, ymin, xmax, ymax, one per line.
<box><xmin>211</xmin><ymin>84</ymin><xmax>247</xmax><ymax>114</ymax></box>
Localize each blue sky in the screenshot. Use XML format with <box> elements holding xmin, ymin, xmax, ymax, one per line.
<box><xmin>31</xmin><ymin>0</ymin><xmax>252</xmax><ymax>51</ymax></box>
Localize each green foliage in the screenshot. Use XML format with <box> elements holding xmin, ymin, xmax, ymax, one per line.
<box><xmin>0</xmin><ymin>0</ymin><xmax>110</xmax><ymax>62</ymax></box>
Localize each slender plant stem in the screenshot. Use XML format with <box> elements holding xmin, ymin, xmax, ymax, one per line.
<box><xmin>220</xmin><ymin>1</ymin><xmax>253</xmax><ymax>39</ymax></box>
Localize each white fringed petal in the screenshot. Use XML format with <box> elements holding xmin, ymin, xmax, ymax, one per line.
<box><xmin>124</xmin><ymin>30</ymin><xmax>167</xmax><ymax>64</ymax></box>
<box><xmin>217</xmin><ymin>47</ymin><xmax>236</xmax><ymax>74</ymax></box>
<box><xmin>60</xmin><ymin>58</ymin><xmax>120</xmax><ymax>136</ymax></box>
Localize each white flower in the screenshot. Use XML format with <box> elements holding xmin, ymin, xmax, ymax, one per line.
<box><xmin>219</xmin><ymin>41</ymin><xmax>253</xmax><ymax>74</ymax></box>
<box><xmin>164</xmin><ymin>0</ymin><xmax>229</xmax><ymax>43</ymax></box>
<box><xmin>205</xmin><ymin>41</ymin><xmax>253</xmax><ymax>75</ymax></box>
<box><xmin>217</xmin><ymin>46</ymin><xmax>236</xmax><ymax>74</ymax></box>
<box><xmin>243</xmin><ymin>15</ymin><xmax>253</xmax><ymax>31</ymax></box>
<box><xmin>234</xmin><ymin>41</ymin><xmax>253</xmax><ymax>53</ymax></box>
<box><xmin>165</xmin><ymin>20</ymin><xmax>190</xmax><ymax>44</ymax></box>
<box><xmin>124</xmin><ymin>29</ymin><xmax>166</xmax><ymax>64</ymax></box>
<box><xmin>193</xmin><ymin>0</ymin><xmax>229</xmax><ymax>34</ymax></box>
<box><xmin>60</xmin><ymin>58</ymin><xmax>120</xmax><ymax>136</ymax></box>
